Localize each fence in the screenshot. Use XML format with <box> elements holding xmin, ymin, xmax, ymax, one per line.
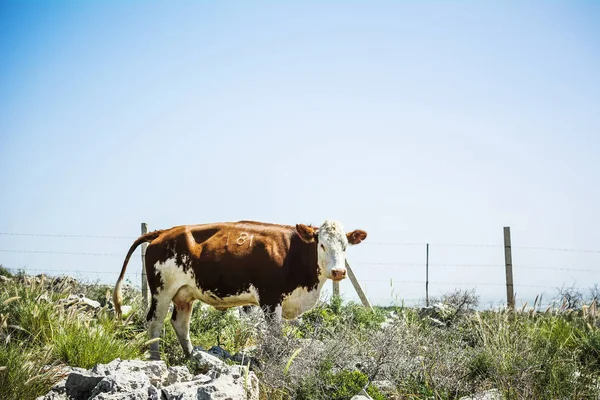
<box><xmin>1</xmin><ymin>225</ymin><xmax>599</xmax><ymax>310</ymax></box>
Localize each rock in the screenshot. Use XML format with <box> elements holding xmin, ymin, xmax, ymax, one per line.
<box><xmin>372</xmin><ymin>380</ymin><xmax>396</xmax><ymax>396</ymax></box>
<box><xmin>163</xmin><ymin>366</ymin><xmax>193</xmax><ymax>386</ymax></box>
<box><xmin>119</xmin><ymin>305</ymin><xmax>133</xmax><ymax>317</ymax></box>
<box><xmin>58</xmin><ymin>294</ymin><xmax>102</xmax><ymax>310</ymax></box>
<box><xmin>92</xmin><ymin>359</ymin><xmax>168</xmax><ymax>387</ymax></box>
<box><xmin>65</xmin><ymin>368</ymin><xmax>104</xmax><ymax>399</ymax></box>
<box><xmin>459</xmin><ymin>389</ymin><xmax>503</xmax><ymax>400</ymax></box>
<box><xmin>38</xmin><ymin>356</ymin><xmax>259</xmax><ymax>400</ymax></box>
<box><xmin>351</xmin><ymin>388</ymin><xmax>374</xmax><ymax>400</ymax></box>
<box><xmin>197</xmin><ymin>365</ymin><xmax>259</xmax><ymax>400</ymax></box>
<box><xmin>208</xmin><ymin>345</ymin><xmax>233</xmax><ymax>360</ymax></box>
<box><xmin>190</xmin><ymin>347</ymin><xmax>229</xmax><ymax>375</ymax></box>
<box><xmin>418</xmin><ymin>303</ymin><xmax>457</xmax><ymax>325</ymax></box>
<box><xmin>161</xmin><ymin>379</ymin><xmax>212</xmax><ymax>400</ymax></box>
<box><xmin>89</xmin><ymin>371</ymin><xmax>151</xmax><ymax>399</ymax></box>
<box><xmin>106</xmin><ymin>302</ymin><xmax>133</xmax><ymax>318</ymax></box>
<box><xmin>0</xmin><ymin>275</ymin><xmax>12</xmax><ymax>283</ymax></box>
<box><xmin>163</xmin><ymin>367</ymin><xmax>258</xmax><ymax>400</ymax></box>
<box><xmin>50</xmin><ymin>275</ymin><xmax>78</xmax><ymax>290</ymax></box>
<box><xmin>35</xmin><ymin>392</ymin><xmax>68</xmax><ymax>400</ymax></box>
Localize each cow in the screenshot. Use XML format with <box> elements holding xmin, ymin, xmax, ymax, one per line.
<box><xmin>112</xmin><ymin>220</ymin><xmax>367</xmax><ymax>360</ymax></box>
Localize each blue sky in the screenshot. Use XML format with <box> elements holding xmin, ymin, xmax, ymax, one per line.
<box><xmin>1</xmin><ymin>1</ymin><xmax>599</xmax><ymax>308</ymax></box>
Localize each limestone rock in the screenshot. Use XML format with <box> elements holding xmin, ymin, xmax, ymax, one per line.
<box><xmin>459</xmin><ymin>389</ymin><xmax>503</xmax><ymax>400</ymax></box>
<box><xmin>38</xmin><ymin>356</ymin><xmax>259</xmax><ymax>400</ymax></box>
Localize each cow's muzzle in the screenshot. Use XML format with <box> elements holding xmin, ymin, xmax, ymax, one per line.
<box><xmin>330</xmin><ymin>268</ymin><xmax>347</xmax><ymax>281</ymax></box>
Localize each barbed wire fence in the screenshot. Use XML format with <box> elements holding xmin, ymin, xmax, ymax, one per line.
<box><xmin>1</xmin><ymin>226</ymin><xmax>599</xmax><ymax>310</ymax></box>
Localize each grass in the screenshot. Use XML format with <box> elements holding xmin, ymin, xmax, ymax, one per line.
<box><xmin>0</xmin><ymin>273</ymin><xmax>599</xmax><ymax>400</ymax></box>
<box><xmin>0</xmin><ymin>273</ymin><xmax>147</xmax><ymax>399</ymax></box>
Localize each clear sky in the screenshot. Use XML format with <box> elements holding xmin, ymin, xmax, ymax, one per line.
<box><xmin>1</xmin><ymin>0</ymin><xmax>599</xmax><ymax>308</ymax></box>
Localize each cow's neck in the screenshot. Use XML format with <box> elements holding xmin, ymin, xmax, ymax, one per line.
<box><xmin>280</xmin><ymin>239</ymin><xmax>331</xmax><ymax>319</ymax></box>
<box><xmin>286</xmin><ymin>237</ymin><xmax>320</xmax><ymax>287</ymax></box>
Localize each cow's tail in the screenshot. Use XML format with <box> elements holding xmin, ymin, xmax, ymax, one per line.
<box><xmin>113</xmin><ymin>229</ymin><xmax>165</xmax><ymax>319</ymax></box>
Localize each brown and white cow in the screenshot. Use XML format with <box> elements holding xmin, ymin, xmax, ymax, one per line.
<box><xmin>113</xmin><ymin>220</ymin><xmax>367</xmax><ymax>360</ymax></box>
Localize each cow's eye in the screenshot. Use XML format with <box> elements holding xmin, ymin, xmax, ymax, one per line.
<box><xmin>320</xmin><ymin>244</ymin><xmax>325</xmax><ymax>250</ymax></box>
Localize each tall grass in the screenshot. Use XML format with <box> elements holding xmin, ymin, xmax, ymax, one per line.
<box><xmin>0</xmin><ymin>274</ymin><xmax>147</xmax><ymax>400</ymax></box>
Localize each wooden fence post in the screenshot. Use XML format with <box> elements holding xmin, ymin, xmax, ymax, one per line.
<box><xmin>504</xmin><ymin>226</ymin><xmax>515</xmax><ymax>311</ymax></box>
<box><xmin>426</xmin><ymin>243</ymin><xmax>430</xmax><ymax>307</ymax></box>
<box><xmin>141</xmin><ymin>223</ymin><xmax>149</xmax><ymax>310</ymax></box>
<box><xmin>345</xmin><ymin>260</ymin><xmax>372</xmax><ymax>310</ymax></box>
<box><xmin>332</xmin><ymin>280</ymin><xmax>340</xmax><ymax>298</ymax></box>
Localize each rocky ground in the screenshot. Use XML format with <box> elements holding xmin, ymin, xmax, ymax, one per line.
<box><xmin>37</xmin><ymin>348</ymin><xmax>260</xmax><ymax>400</ymax></box>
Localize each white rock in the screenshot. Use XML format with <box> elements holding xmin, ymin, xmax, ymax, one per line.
<box><xmin>38</xmin><ymin>357</ymin><xmax>259</xmax><ymax>400</ymax></box>
<box><xmin>350</xmin><ymin>388</ymin><xmax>374</xmax><ymax>400</ymax></box>
<box><xmin>120</xmin><ymin>305</ymin><xmax>133</xmax><ymax>317</ymax></box>
<box><xmin>190</xmin><ymin>347</ymin><xmax>229</xmax><ymax>376</ymax></box>
<box><xmin>459</xmin><ymin>389</ymin><xmax>503</xmax><ymax>400</ymax></box>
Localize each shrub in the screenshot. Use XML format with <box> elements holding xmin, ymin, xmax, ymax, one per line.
<box><xmin>0</xmin><ymin>264</ymin><xmax>13</xmax><ymax>278</ymax></box>
<box><xmin>295</xmin><ymin>366</ymin><xmax>385</xmax><ymax>400</ymax></box>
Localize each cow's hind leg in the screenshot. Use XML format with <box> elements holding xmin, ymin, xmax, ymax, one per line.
<box><xmin>171</xmin><ymin>299</ymin><xmax>195</xmax><ymax>357</ymax></box>
<box><xmin>147</xmin><ymin>288</ymin><xmax>179</xmax><ymax>360</ymax></box>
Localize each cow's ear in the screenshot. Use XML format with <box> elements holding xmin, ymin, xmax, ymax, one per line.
<box><xmin>347</xmin><ymin>229</ymin><xmax>367</xmax><ymax>245</ymax></box>
<box><xmin>296</xmin><ymin>224</ymin><xmax>317</xmax><ymax>243</ymax></box>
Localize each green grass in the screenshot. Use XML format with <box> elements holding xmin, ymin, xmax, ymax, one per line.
<box><xmin>0</xmin><ymin>276</ymin><xmax>147</xmax><ymax>399</ymax></box>
<box><xmin>52</xmin><ymin>310</ymin><xmax>144</xmax><ymax>369</ymax></box>
<box><xmin>0</xmin><ymin>344</ymin><xmax>61</xmax><ymax>400</ymax></box>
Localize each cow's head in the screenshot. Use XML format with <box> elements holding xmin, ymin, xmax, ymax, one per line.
<box><xmin>296</xmin><ymin>220</ymin><xmax>367</xmax><ymax>281</ymax></box>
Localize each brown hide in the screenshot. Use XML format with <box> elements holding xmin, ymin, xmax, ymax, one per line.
<box><xmin>144</xmin><ymin>221</ymin><xmax>320</xmax><ymax>312</ymax></box>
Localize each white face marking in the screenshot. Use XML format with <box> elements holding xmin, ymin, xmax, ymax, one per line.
<box><xmin>316</xmin><ymin>220</ymin><xmax>349</xmax><ymax>281</ymax></box>
<box><xmin>153</xmin><ymin>257</ymin><xmax>260</xmax><ymax>308</ymax></box>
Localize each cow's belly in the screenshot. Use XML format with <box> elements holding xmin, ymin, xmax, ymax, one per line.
<box><xmin>281</xmin><ymin>286</ymin><xmax>321</xmax><ymax>319</ymax></box>
<box><xmin>171</xmin><ymin>281</ymin><xmax>261</xmax><ymax>308</ymax></box>
<box><xmin>155</xmin><ymin>258</ymin><xmax>260</xmax><ymax>309</ymax></box>
<box><xmin>196</xmin><ymin>286</ymin><xmax>260</xmax><ymax>308</ymax></box>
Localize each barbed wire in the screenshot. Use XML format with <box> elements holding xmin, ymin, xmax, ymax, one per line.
<box><xmin>357</xmin><ymin>262</ymin><xmax>504</xmax><ymax>268</ymax></box>
<box><xmin>1</xmin><ymin>249</ymin><xmax>598</xmax><ymax>274</ymax></box>
<box><xmin>0</xmin><ymin>232</ymin><xmax>136</xmax><ymax>240</ymax></box>
<box><xmin>0</xmin><ymin>249</ymin><xmax>124</xmax><ymax>257</ymax></box>
<box><xmin>364</xmin><ymin>241</ymin><xmax>503</xmax><ymax>248</ymax></box>
<box><xmin>516</xmin><ymin>265</ymin><xmax>599</xmax><ymax>273</ymax></box>
<box><xmin>11</xmin><ymin>267</ymin><xmax>137</xmax><ymax>276</ymax></box>
<box><xmin>2</xmin><ymin>231</ymin><xmax>600</xmax><ymax>254</ymax></box>
<box><xmin>358</xmin><ymin>262</ymin><xmax>599</xmax><ymax>273</ymax></box>
<box><xmin>512</xmin><ymin>245</ymin><xmax>600</xmax><ymax>254</ymax></box>
<box><xmin>362</xmin><ymin>278</ymin><xmax>579</xmax><ymax>290</ymax></box>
